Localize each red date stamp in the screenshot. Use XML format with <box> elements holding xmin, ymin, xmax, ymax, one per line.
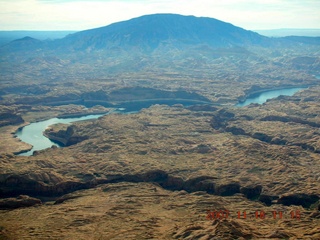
<box><xmin>206</xmin><ymin>210</ymin><xmax>301</xmax><ymax>220</ymax></box>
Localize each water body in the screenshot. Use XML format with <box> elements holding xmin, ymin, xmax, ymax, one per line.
<box><xmin>16</xmin><ymin>88</ymin><xmax>308</xmax><ymax>156</ymax></box>
<box><xmin>236</xmin><ymin>87</ymin><xmax>307</xmax><ymax>107</ymax></box>
<box><xmin>16</xmin><ymin>114</ymin><xmax>105</xmax><ymax>156</ymax></box>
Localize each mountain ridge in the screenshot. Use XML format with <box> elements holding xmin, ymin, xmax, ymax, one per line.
<box><xmin>0</xmin><ymin>13</ymin><xmax>319</xmax><ymax>82</ymax></box>
<box><xmin>58</xmin><ymin>13</ymin><xmax>270</xmax><ymax>51</ymax></box>
<box><xmin>2</xmin><ymin>13</ymin><xmax>320</xmax><ymax>54</ymax></box>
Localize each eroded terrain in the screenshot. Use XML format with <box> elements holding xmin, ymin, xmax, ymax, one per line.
<box><xmin>0</xmin><ymin>14</ymin><xmax>320</xmax><ymax>239</ymax></box>
<box><xmin>0</xmin><ymin>87</ymin><xmax>319</xmax><ymax>239</ymax></box>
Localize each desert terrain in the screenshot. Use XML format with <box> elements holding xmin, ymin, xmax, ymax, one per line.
<box><xmin>0</xmin><ymin>14</ymin><xmax>319</xmax><ymax>239</ymax></box>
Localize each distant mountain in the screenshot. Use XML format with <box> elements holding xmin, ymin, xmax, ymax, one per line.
<box><xmin>0</xmin><ymin>31</ymin><xmax>75</xmax><ymax>46</ymax></box>
<box><xmin>56</xmin><ymin>13</ymin><xmax>271</xmax><ymax>51</ymax></box>
<box><xmin>0</xmin><ymin>36</ymin><xmax>43</xmax><ymax>53</ymax></box>
<box><xmin>281</xmin><ymin>36</ymin><xmax>320</xmax><ymax>45</ymax></box>
<box><xmin>2</xmin><ymin>14</ymin><xmax>320</xmax><ymax>55</ymax></box>
<box><xmin>0</xmin><ymin>14</ymin><xmax>319</xmax><ymax>92</ymax></box>
<box><xmin>11</xmin><ymin>36</ymin><xmax>41</xmax><ymax>45</ymax></box>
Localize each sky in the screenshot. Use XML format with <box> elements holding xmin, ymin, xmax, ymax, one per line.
<box><xmin>0</xmin><ymin>0</ymin><xmax>320</xmax><ymax>31</ymax></box>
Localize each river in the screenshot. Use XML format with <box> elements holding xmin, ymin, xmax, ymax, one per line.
<box><xmin>16</xmin><ymin>87</ymin><xmax>308</xmax><ymax>156</ymax></box>
<box><xmin>16</xmin><ymin>114</ymin><xmax>106</xmax><ymax>156</ymax></box>
<box><xmin>16</xmin><ymin>99</ymin><xmax>209</xmax><ymax>156</ymax></box>
<box><xmin>235</xmin><ymin>87</ymin><xmax>307</xmax><ymax>107</ymax></box>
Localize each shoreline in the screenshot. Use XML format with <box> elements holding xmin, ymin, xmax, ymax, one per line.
<box><xmin>43</xmin><ymin>131</ymin><xmax>67</xmax><ymax>147</ymax></box>
<box><xmin>13</xmin><ymin>146</ymin><xmax>33</xmax><ymax>155</ymax></box>
<box><xmin>40</xmin><ymin>98</ymin><xmax>215</xmax><ymax>108</ymax></box>
<box><xmin>56</xmin><ymin>111</ymin><xmax>110</xmax><ymax>119</ymax></box>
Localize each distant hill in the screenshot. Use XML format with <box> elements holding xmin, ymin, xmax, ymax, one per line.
<box><xmin>0</xmin><ymin>31</ymin><xmax>75</xmax><ymax>46</ymax></box>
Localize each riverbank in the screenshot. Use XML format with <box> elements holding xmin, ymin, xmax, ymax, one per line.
<box><xmin>57</xmin><ymin>111</ymin><xmax>109</xmax><ymax>119</ymax></box>
<box><xmin>58</xmin><ymin>98</ymin><xmax>215</xmax><ymax>109</ymax></box>
<box><xmin>0</xmin><ymin>124</ymin><xmax>33</xmax><ymax>155</ymax></box>
<box><xmin>42</xmin><ymin>132</ymin><xmax>67</xmax><ymax>147</ymax></box>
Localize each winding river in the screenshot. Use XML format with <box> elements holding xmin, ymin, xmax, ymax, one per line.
<box><xmin>16</xmin><ymin>99</ymin><xmax>209</xmax><ymax>156</ymax></box>
<box><xmin>16</xmin><ymin>114</ymin><xmax>106</xmax><ymax>156</ymax></box>
<box><xmin>16</xmin><ymin>87</ymin><xmax>308</xmax><ymax>156</ymax></box>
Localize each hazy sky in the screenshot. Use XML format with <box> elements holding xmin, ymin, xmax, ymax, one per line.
<box><xmin>0</xmin><ymin>0</ymin><xmax>320</xmax><ymax>31</ymax></box>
